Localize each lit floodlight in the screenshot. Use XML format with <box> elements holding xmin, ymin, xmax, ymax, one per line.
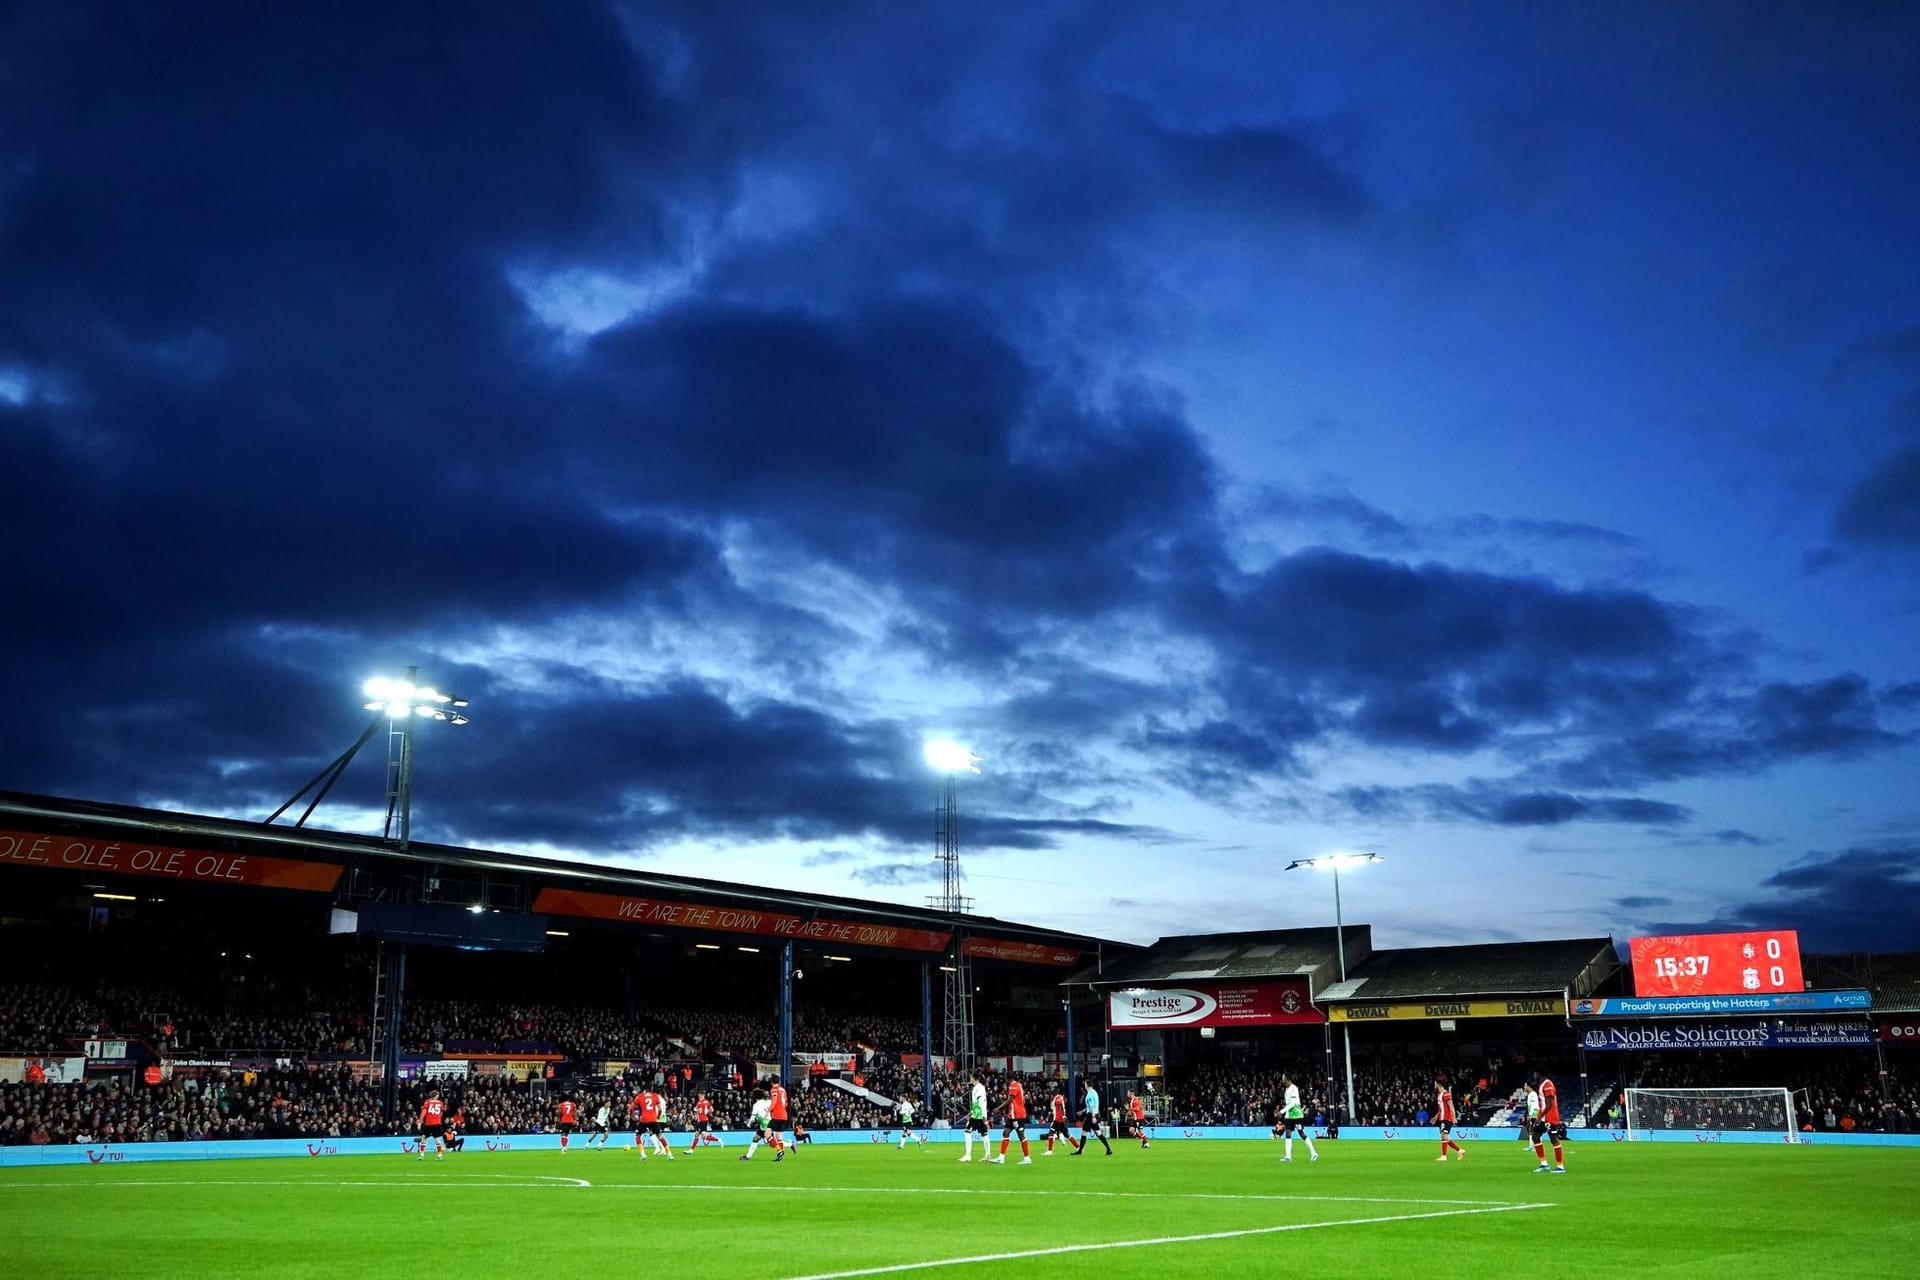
<box><xmin>1285</xmin><ymin>851</ymin><xmax>1382</xmax><ymax>873</ymax></box>
<box><xmin>924</xmin><ymin>739</ymin><xmax>981</xmax><ymax>774</ymax></box>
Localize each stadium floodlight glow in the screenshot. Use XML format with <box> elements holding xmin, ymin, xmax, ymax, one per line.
<box><xmin>826</xmin><ymin>954</ymin><xmax>853</xmax><ymax>962</ymax></box>
<box><xmin>923</xmin><ymin>739</ymin><xmax>981</xmax><ymax>774</ymax></box>
<box><xmin>363</xmin><ymin>676</ymin><xmax>469</xmax><ymax>725</ymax></box>
<box><xmin>545</xmin><ymin>930</ymin><xmax>569</xmax><ymax>938</ymax></box>
<box><xmin>694</xmin><ymin>943</ymin><xmax>721</xmax><ymax>951</ymax></box>
<box><xmin>357</xmin><ymin>667</ymin><xmax>472</xmax><ymax>854</ymax></box>
<box><xmin>1285</xmin><ymin>850</ymin><xmax>1383</xmax><ymax>1131</ymax></box>
<box><xmin>1284</xmin><ymin>851</ymin><xmax>1382</xmax><ymax>874</ymax></box>
<box><xmin>737</xmin><ymin>946</ymin><xmax>761</xmax><ymax>954</ymax></box>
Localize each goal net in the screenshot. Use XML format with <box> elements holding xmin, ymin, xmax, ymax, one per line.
<box><xmin>1623</xmin><ymin>1087</ymin><xmax>1798</xmax><ymax>1141</ymax></box>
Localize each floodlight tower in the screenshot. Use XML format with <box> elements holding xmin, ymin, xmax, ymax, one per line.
<box><xmin>1285</xmin><ymin>851</ymin><xmax>1382</xmax><ymax>1128</ymax></box>
<box><xmin>925</xmin><ymin>739</ymin><xmax>980</xmax><ymax>1081</ymax></box>
<box><xmin>360</xmin><ymin>667</ymin><xmax>468</xmax><ymax>1122</ymax></box>
<box><xmin>362</xmin><ymin>667</ymin><xmax>469</xmax><ymax>854</ymax></box>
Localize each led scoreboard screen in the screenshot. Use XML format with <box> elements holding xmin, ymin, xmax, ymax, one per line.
<box><xmin>1629</xmin><ymin>930</ymin><xmax>1804</xmax><ymax>998</ymax></box>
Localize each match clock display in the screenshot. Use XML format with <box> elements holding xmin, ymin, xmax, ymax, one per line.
<box><xmin>1629</xmin><ymin>931</ymin><xmax>1804</xmax><ymax>997</ymax></box>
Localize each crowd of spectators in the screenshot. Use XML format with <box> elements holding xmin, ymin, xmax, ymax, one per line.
<box><xmin>8</xmin><ymin>945</ymin><xmax>1915</xmax><ymax>1141</ymax></box>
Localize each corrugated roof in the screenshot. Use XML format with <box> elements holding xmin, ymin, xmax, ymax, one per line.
<box><xmin>1806</xmin><ymin>953</ymin><xmax>1920</xmax><ymax>1012</ymax></box>
<box><xmin>1063</xmin><ymin>926</ymin><xmax>1365</xmax><ymax>992</ymax></box>
<box><xmin>1336</xmin><ymin>937</ymin><xmax>1618</xmax><ymax>999</ymax></box>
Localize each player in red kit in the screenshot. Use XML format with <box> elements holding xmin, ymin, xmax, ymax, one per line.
<box><xmin>1531</xmin><ymin>1073</ymin><xmax>1566</xmax><ymax>1172</ymax></box>
<box><xmin>1044</xmin><ymin>1090</ymin><xmax>1072</xmax><ymax>1155</ymax></box>
<box><xmin>630</xmin><ymin>1088</ymin><xmax>673</xmax><ymax>1160</ymax></box>
<box><xmin>556</xmin><ymin>1097</ymin><xmax>577</xmax><ymax>1152</ymax></box>
<box><xmin>768</xmin><ymin>1080</ymin><xmax>791</xmax><ymax>1155</ymax></box>
<box><xmin>1435</xmin><ymin>1073</ymin><xmax>1464</xmax><ymax>1161</ymax></box>
<box><xmin>1129</xmin><ymin>1091</ymin><xmax>1150</xmax><ymax>1148</ymax></box>
<box><xmin>417</xmin><ymin>1090</ymin><xmax>447</xmax><ymax>1161</ymax></box>
<box><xmin>688</xmin><ymin>1093</ymin><xmax>716</xmax><ymax>1152</ymax></box>
<box><xmin>992</xmin><ymin>1079</ymin><xmax>1032</xmax><ymax>1165</ymax></box>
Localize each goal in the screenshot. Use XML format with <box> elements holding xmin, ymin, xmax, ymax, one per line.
<box><xmin>1623</xmin><ymin>1087</ymin><xmax>1799</xmax><ymax>1141</ymax></box>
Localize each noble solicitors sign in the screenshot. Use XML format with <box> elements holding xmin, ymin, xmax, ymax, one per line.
<box><xmin>1580</xmin><ymin>1020</ymin><xmax>1874</xmax><ymax>1051</ymax></box>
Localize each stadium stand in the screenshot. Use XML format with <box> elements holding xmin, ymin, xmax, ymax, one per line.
<box><xmin>3</xmin><ymin>790</ymin><xmax>1915</xmax><ymax>1145</ymax></box>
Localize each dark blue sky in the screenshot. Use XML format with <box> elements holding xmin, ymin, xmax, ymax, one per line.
<box><xmin>3</xmin><ymin>2</ymin><xmax>1917</xmax><ymax>951</ymax></box>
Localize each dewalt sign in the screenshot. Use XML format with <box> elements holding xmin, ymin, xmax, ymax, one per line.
<box><xmin>1329</xmin><ymin>996</ymin><xmax>1566</xmax><ymax>1023</ymax></box>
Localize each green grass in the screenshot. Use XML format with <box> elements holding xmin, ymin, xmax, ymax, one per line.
<box><xmin>3</xmin><ymin>1136</ymin><xmax>1917</xmax><ymax>1278</ymax></box>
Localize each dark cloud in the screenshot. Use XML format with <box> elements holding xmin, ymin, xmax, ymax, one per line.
<box><xmin>1559</xmin><ymin>675</ymin><xmax>1906</xmax><ymax>788</ymax></box>
<box><xmin>1338</xmin><ymin>783</ymin><xmax>1691</xmax><ymax>828</ymax></box>
<box><xmin>1613</xmin><ymin>895</ymin><xmax>1673</xmax><ymax>910</ymax></box>
<box><xmin>0</xmin><ymin>0</ymin><xmax>1911</xmax><ymax>917</ymax></box>
<box><xmin>1651</xmin><ymin>846</ymin><xmax>1920</xmax><ymax>953</ymax></box>
<box><xmin>850</xmin><ymin>862</ymin><xmax>939</xmax><ymax>888</ymax></box>
<box><xmin>1834</xmin><ymin>446</ymin><xmax>1920</xmax><ymax>551</ymax></box>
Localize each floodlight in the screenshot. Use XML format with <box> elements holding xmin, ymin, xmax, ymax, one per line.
<box><xmin>924</xmin><ymin>739</ymin><xmax>981</xmax><ymax>773</ymax></box>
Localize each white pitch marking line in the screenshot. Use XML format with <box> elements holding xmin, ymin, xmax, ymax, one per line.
<box><xmin>547</xmin><ymin>1182</ymin><xmax>1530</xmax><ymax>1206</ymax></box>
<box><xmin>782</xmin><ymin>1202</ymin><xmax>1555</xmax><ymax>1280</ymax></box>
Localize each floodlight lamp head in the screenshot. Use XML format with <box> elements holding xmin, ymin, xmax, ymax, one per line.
<box><xmin>924</xmin><ymin>739</ymin><xmax>981</xmax><ymax>774</ymax></box>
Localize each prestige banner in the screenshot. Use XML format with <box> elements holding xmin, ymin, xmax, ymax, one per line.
<box><xmin>1579</xmin><ymin>1020</ymin><xmax>1874</xmax><ymax>1051</ymax></box>
<box><xmin>1107</xmin><ymin>980</ymin><xmax>1322</xmax><ymax>1029</ymax></box>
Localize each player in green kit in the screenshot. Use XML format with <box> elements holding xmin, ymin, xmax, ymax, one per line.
<box><xmin>1274</xmin><ymin>1073</ymin><xmax>1319</xmax><ymax>1163</ymax></box>
<box><xmin>959</xmin><ymin>1073</ymin><xmax>990</xmax><ymax>1162</ymax></box>
<box><xmin>896</xmin><ymin>1095</ymin><xmax>926</xmax><ymax>1149</ymax></box>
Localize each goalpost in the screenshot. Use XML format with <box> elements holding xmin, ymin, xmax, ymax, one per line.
<box><xmin>1623</xmin><ymin>1087</ymin><xmax>1799</xmax><ymax>1142</ymax></box>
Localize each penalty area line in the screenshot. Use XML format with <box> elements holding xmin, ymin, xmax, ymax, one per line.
<box><xmin>782</xmin><ymin>1202</ymin><xmax>1555</xmax><ymax>1280</ymax></box>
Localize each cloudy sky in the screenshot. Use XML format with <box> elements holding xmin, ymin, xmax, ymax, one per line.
<box><xmin>4</xmin><ymin>2</ymin><xmax>1918</xmax><ymax>954</ymax></box>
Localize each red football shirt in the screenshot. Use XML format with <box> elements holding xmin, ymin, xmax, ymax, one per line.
<box><xmin>638</xmin><ymin>1093</ymin><xmax>664</xmax><ymax>1123</ymax></box>
<box><xmin>557</xmin><ymin>1101</ymin><xmax>576</xmax><ymax>1125</ymax></box>
<box><xmin>419</xmin><ymin>1098</ymin><xmax>445</xmax><ymax>1126</ymax></box>
<box><xmin>1051</xmin><ymin>1095</ymin><xmax>1067</xmax><ymax>1121</ymax></box>
<box><xmin>1130</xmin><ymin>1095</ymin><xmax>1144</xmax><ymax>1120</ymax></box>
<box><xmin>1539</xmin><ymin>1079</ymin><xmax>1560</xmax><ymax>1124</ymax></box>
<box><xmin>695</xmin><ymin>1098</ymin><xmax>712</xmax><ymax>1122</ymax></box>
<box><xmin>770</xmin><ymin>1084</ymin><xmax>788</xmax><ymax>1121</ymax></box>
<box><xmin>1436</xmin><ymin>1088</ymin><xmax>1455</xmax><ymax>1123</ymax></box>
<box><xmin>1008</xmin><ymin>1082</ymin><xmax>1027</xmax><ymax>1120</ymax></box>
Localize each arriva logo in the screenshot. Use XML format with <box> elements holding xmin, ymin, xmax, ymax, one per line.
<box><xmin>1121</xmin><ymin>989</ymin><xmax>1218</xmax><ymax>1023</ymax></box>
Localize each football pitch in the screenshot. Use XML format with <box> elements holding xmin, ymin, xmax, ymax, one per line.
<box><xmin>3</xmin><ymin>1137</ymin><xmax>1916</xmax><ymax>1278</ymax></box>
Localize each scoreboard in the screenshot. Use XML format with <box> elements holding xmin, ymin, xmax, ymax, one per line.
<box><xmin>1629</xmin><ymin>930</ymin><xmax>1804</xmax><ymax>998</ymax></box>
